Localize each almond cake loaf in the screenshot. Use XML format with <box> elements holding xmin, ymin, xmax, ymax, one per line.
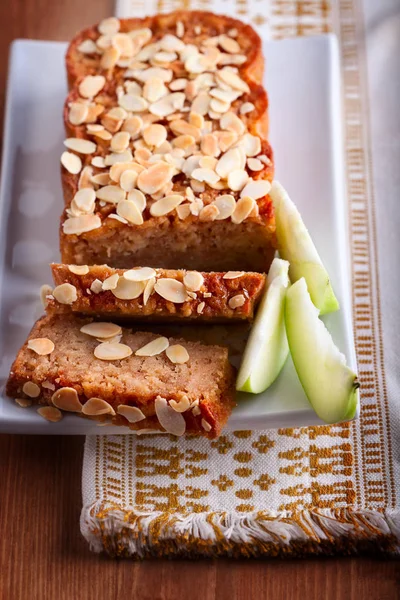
<box><xmin>59</xmin><ymin>12</ymin><xmax>275</xmax><ymax>271</ymax></box>
<box><xmin>6</xmin><ymin>314</ymin><xmax>236</xmax><ymax>438</ymax></box>
<box><xmin>47</xmin><ymin>263</ymin><xmax>266</xmax><ymax>321</ymax></box>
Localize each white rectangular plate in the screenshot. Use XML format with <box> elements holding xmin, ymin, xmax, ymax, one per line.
<box><xmin>0</xmin><ymin>35</ymin><xmax>358</xmax><ymax>434</ymax></box>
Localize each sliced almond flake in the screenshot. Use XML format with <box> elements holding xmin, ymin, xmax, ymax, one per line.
<box><xmin>223</xmin><ymin>271</ymin><xmax>245</xmax><ymax>280</ymax></box>
<box><xmin>176</xmin><ymin>20</ymin><xmax>184</xmax><ymax>38</ymax></box>
<box><xmin>64</xmin><ymin>138</ymin><xmax>97</xmax><ymax>155</ymax></box>
<box><xmin>247</xmin><ymin>158</ymin><xmax>264</xmax><ymax>171</ymax></box>
<box><xmin>170</xmin><ymin>119</ymin><xmax>201</xmax><ymax>141</ymax></box>
<box><xmin>240</xmin><ymin>179</ymin><xmax>271</xmax><ymax>200</ymax></box>
<box><xmin>111</xmin><ymin>131</ymin><xmax>130</xmax><ymax>153</ymax></box>
<box><xmin>51</xmin><ymin>387</ymin><xmax>82</xmax><ymax>412</ymax></box>
<box><xmin>217</xmin><ymin>130</ymin><xmax>238</xmax><ymax>152</ymax></box>
<box><xmin>241</xmin><ymin>133</ymin><xmax>262</xmax><ymax>157</ymax></box>
<box><xmin>52</xmin><ymin>283</ymin><xmax>77</xmax><ymax>305</ymax></box>
<box><xmin>216</xmin><ymin>69</ymin><xmax>249</xmax><ymax>93</ymax></box>
<box><xmin>100</xmin><ymin>45</ymin><xmax>121</xmax><ymax>69</ymax></box>
<box><xmin>197</xmin><ymin>301</ymin><xmax>205</xmax><ymax>314</ymax></box>
<box><xmin>129</xmin><ymin>66</ymin><xmax>173</xmax><ymax>83</ymax></box>
<box><xmin>209</xmin><ymin>98</ymin><xmax>230</xmax><ymax>114</ymax></box>
<box><xmin>172</xmin><ymin>134</ymin><xmax>195</xmax><ymax>151</ymax></box>
<box><xmin>95</xmin><ymin>185</ymin><xmax>125</xmax><ymax>204</ymax></box>
<box><xmin>155</xmin><ymin>396</ymin><xmax>186</xmax><ymax>436</ymax></box>
<box><xmin>166</xmin><ymin>345</ymin><xmax>189</xmax><ymax>365</ymax></box>
<box><xmin>208</xmin><ymin>109</ymin><xmax>223</xmax><ymax>120</ymax></box>
<box><xmin>37</xmin><ymin>406</ymin><xmax>62</xmax><ymax>422</ymax></box>
<box><xmin>82</xmin><ymin>397</ymin><xmax>116</xmax><ymax>415</ymax></box>
<box><xmin>63</xmin><ymin>214</ymin><xmax>102</xmax><ymax>236</ymax></box>
<box><xmin>121</xmin><ymin>116</ymin><xmax>143</xmax><ymax>139</ymax></box>
<box><xmin>227</xmin><ymin>169</ymin><xmax>249</xmax><ymax>192</ymax></box>
<box><xmin>220</xmin><ymin>112</ymin><xmax>245</xmax><ymax>136</ymax></box>
<box><xmin>108</xmin><ymin>213</ymin><xmax>128</xmax><ymax>224</ymax></box>
<box><xmin>258</xmin><ymin>154</ymin><xmax>272</xmax><ymax>166</ymax></box>
<box><xmin>111</xmin><ymin>277</ymin><xmax>145</xmax><ymax>300</ymax></box>
<box><xmin>96</xmin><ymin>33</ymin><xmax>113</xmax><ymax>50</ymax></box>
<box><xmin>201</xmin><ymin>418</ymin><xmax>212</xmax><ymax>432</ymax></box>
<box><xmin>153</xmin><ymin>50</ymin><xmax>177</xmax><ymax>64</ymax></box>
<box><xmin>200</xmin><ymin>133</ymin><xmax>219</xmax><ymax>157</ymax></box>
<box><xmin>137</xmin><ymin>163</ymin><xmax>173</xmax><ymax>195</ymax></box>
<box><xmin>109</xmin><ymin>161</ymin><xmax>143</xmax><ymax>183</ymax></box>
<box><xmin>240</xmin><ymin>102</ymin><xmax>255</xmax><ymax>115</ymax></box>
<box><xmin>154</xmin><ymin>278</ymin><xmax>189</xmax><ymax>303</ymax></box>
<box><xmin>42</xmin><ymin>381</ymin><xmax>55</xmax><ymax>391</ymax></box>
<box><xmin>176</xmin><ymin>204</ymin><xmax>191</xmax><ymax>220</ymax></box>
<box><xmin>216</xmin><ymin>148</ymin><xmax>241</xmax><ymax>178</ymax></box>
<box><xmin>169</xmin><ymin>78</ymin><xmax>187</xmax><ymax>91</ymax></box>
<box><xmin>187</xmin><ymin>291</ymin><xmax>197</xmax><ymax>300</ymax></box>
<box><xmin>203</xmin><ymin>292</ymin><xmax>212</xmax><ymax>298</ymax></box>
<box><xmin>199</xmin><ymin>156</ymin><xmax>217</xmax><ymax>170</ymax></box>
<box><xmin>199</xmin><ymin>204</ymin><xmax>219</xmax><ymax>222</ymax></box>
<box><xmin>86</xmin><ymin>102</ymin><xmax>105</xmax><ymax>122</ymax></box>
<box><xmin>90</xmin><ymin>279</ymin><xmax>103</xmax><ymax>294</ymax></box>
<box><xmin>124</xmin><ymin>267</ymin><xmax>156</xmax><ymax>282</ymax></box>
<box><xmin>183</xmin><ymin>271</ymin><xmax>204</xmax><ymax>292</ymax></box>
<box><xmin>128</xmin><ymin>27</ymin><xmax>152</xmax><ymax>45</ymax></box>
<box><xmin>143</xmin><ymin>277</ymin><xmax>156</xmax><ymax>305</ymax></box>
<box><xmin>78</xmin><ymin>75</ymin><xmax>106</xmax><ymax>99</ymax></box>
<box><xmin>105</xmin><ymin>150</ymin><xmax>134</xmax><ymax>166</ymax></box>
<box><xmin>113</xmin><ymin>32</ymin><xmax>135</xmax><ymax>57</ymax></box>
<box><xmin>135</xmin><ymin>336</ymin><xmax>169</xmax><ymax>357</ymax></box>
<box><xmin>92</xmin><ymin>156</ymin><xmax>106</xmax><ymax>168</ymax></box>
<box><xmin>81</xmin><ymin>322</ymin><xmax>122</xmax><ymax>339</ymax></box>
<box><xmin>191</xmin><ymin>91</ymin><xmax>211</xmax><ymax>116</ymax></box>
<box><xmin>94</xmin><ymin>342</ymin><xmax>132</xmax><ymax>361</ymax></box>
<box><xmin>210</xmin><ymin>86</ymin><xmax>239</xmax><ymax>102</ymax></box>
<box><xmin>117</xmin><ymin>405</ymin><xmax>146</xmax><ymax>423</ymax></box>
<box><xmin>190</xmin><ymin>180</ymin><xmax>205</xmax><ymax>194</ymax></box>
<box><xmin>191</xmin><ymin>168</ymin><xmax>220</xmax><ymax>185</ymax></box>
<box><xmin>69</xmin><ymin>102</ymin><xmax>89</xmax><ymax>125</ymax></box>
<box><xmin>127</xmin><ymin>189</ymin><xmax>146</xmax><ymax>212</ymax></box>
<box><xmin>228</xmin><ymin>294</ymin><xmax>246</xmax><ymax>309</ymax></box>
<box><xmin>143</xmin><ymin>124</ymin><xmax>167</xmax><ymax>148</ymax></box>
<box><xmin>212</xmin><ymin>194</ymin><xmax>236</xmax><ymax>220</ymax></box>
<box><xmin>91</xmin><ymin>173</ymin><xmax>110</xmax><ymax>186</ymax></box>
<box><xmin>218</xmin><ymin>34</ymin><xmax>241</xmax><ymax>54</ymax></box>
<box><xmin>159</xmin><ymin>33</ymin><xmax>185</xmax><ymax>52</ymax></box>
<box><xmin>40</xmin><ymin>284</ymin><xmax>53</xmax><ymax>308</ymax></box>
<box><xmin>208</xmin><ymin>180</ymin><xmax>227</xmax><ymax>191</ymax></box>
<box><xmin>232</xmin><ymin>196</ymin><xmax>256</xmax><ymax>224</ymax></box>
<box><xmin>218</xmin><ymin>54</ymin><xmax>247</xmax><ymax>66</ymax></box>
<box><xmin>119</xmin><ymin>93</ymin><xmax>148</xmax><ymax>112</ymax></box>
<box><xmin>27</xmin><ymin>338</ymin><xmax>54</xmax><ymax>356</ymax></box>
<box><xmin>78</xmin><ymin>166</ymin><xmax>94</xmax><ymax>190</ymax></box>
<box><xmin>77</xmin><ymin>39</ymin><xmax>98</xmax><ymax>54</ymax></box>
<box><xmin>116</xmin><ymin>199</ymin><xmax>144</xmax><ymax>225</ymax></box>
<box><xmin>120</xmin><ymin>169</ymin><xmax>138</xmax><ymax>192</ymax></box>
<box><xmin>15</xmin><ymin>398</ymin><xmax>32</xmax><ymax>408</ymax></box>
<box><xmin>101</xmin><ymin>273</ymin><xmax>120</xmax><ymax>291</ymax></box>
<box><xmin>61</xmin><ymin>151</ymin><xmax>82</xmax><ymax>174</ymax></box>
<box><xmin>169</xmin><ymin>395</ymin><xmax>191</xmax><ymax>412</ymax></box>
<box><xmin>192</xmin><ymin>405</ymin><xmax>201</xmax><ymax>416</ymax></box>
<box><xmin>22</xmin><ymin>382</ymin><xmax>41</xmax><ymax>398</ymax></box>
<box><xmin>98</xmin><ymin>16</ymin><xmax>120</xmax><ymax>35</ymax></box>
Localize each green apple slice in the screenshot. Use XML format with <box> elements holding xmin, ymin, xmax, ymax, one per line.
<box><xmin>285</xmin><ymin>277</ymin><xmax>359</xmax><ymax>423</ymax></box>
<box><xmin>236</xmin><ymin>257</ymin><xmax>290</xmax><ymax>393</ymax></box>
<box><xmin>270</xmin><ymin>181</ymin><xmax>339</xmax><ymax>315</ymax></box>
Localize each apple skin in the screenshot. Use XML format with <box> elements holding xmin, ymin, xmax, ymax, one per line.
<box><xmin>270</xmin><ymin>181</ymin><xmax>339</xmax><ymax>315</ymax></box>
<box><xmin>285</xmin><ymin>277</ymin><xmax>359</xmax><ymax>424</ymax></box>
<box><xmin>236</xmin><ymin>258</ymin><xmax>290</xmax><ymax>393</ymax></box>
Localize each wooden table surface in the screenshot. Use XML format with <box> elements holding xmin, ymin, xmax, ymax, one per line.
<box><xmin>0</xmin><ymin>2</ymin><xmax>399</xmax><ymax>599</ymax></box>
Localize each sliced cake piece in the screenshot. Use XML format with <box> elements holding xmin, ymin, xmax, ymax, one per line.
<box><xmin>47</xmin><ymin>263</ymin><xmax>266</xmax><ymax>322</ymax></box>
<box><xmin>6</xmin><ymin>315</ymin><xmax>236</xmax><ymax>438</ymax></box>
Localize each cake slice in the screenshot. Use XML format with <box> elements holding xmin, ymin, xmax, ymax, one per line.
<box><xmin>59</xmin><ymin>12</ymin><xmax>275</xmax><ymax>271</ymax></box>
<box><xmin>6</xmin><ymin>315</ymin><xmax>236</xmax><ymax>438</ymax></box>
<box><xmin>47</xmin><ymin>263</ymin><xmax>266</xmax><ymax>322</ymax></box>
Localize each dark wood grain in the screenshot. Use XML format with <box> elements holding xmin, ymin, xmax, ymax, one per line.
<box><xmin>0</xmin><ymin>2</ymin><xmax>399</xmax><ymax>599</ymax></box>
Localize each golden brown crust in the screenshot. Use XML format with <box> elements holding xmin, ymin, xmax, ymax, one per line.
<box><xmin>48</xmin><ymin>263</ymin><xmax>266</xmax><ymax>321</ymax></box>
<box><xmin>6</xmin><ymin>314</ymin><xmax>236</xmax><ymax>438</ymax></box>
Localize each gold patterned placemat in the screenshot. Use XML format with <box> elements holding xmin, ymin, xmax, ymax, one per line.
<box><xmin>80</xmin><ymin>0</ymin><xmax>400</xmax><ymax>557</ymax></box>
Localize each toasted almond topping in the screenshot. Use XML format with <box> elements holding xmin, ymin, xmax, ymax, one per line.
<box><xmin>169</xmin><ymin>78</ymin><xmax>187</xmax><ymax>91</ymax></box>
<box><xmin>228</xmin><ymin>169</ymin><xmax>249</xmax><ymax>191</ymax></box>
<box><xmin>199</xmin><ymin>204</ymin><xmax>219</xmax><ymax>221</ymax></box>
<box><xmin>137</xmin><ymin>162</ymin><xmax>173</xmax><ymax>194</ymax></box>
<box><xmin>231</xmin><ymin>196</ymin><xmax>256</xmax><ymax>224</ymax></box>
<box><xmin>68</xmin><ymin>264</ymin><xmax>90</xmax><ymax>275</ymax></box>
<box><xmin>172</xmin><ymin>134</ymin><xmax>195</xmax><ymax>150</ymax></box>
<box><xmin>15</xmin><ymin>398</ymin><xmax>32</xmax><ymax>408</ymax></box>
<box><xmin>27</xmin><ymin>338</ymin><xmax>54</xmax><ymax>355</ymax></box>
<box><xmin>240</xmin><ymin>102</ymin><xmax>255</xmax><ymax>115</ymax></box>
<box><xmin>42</xmin><ymin>381</ymin><xmax>55</xmax><ymax>390</ymax></box>
<box><xmin>191</xmin><ymin>168</ymin><xmax>220</xmax><ymax>185</ymax></box>
<box><xmin>247</xmin><ymin>158</ymin><xmax>263</xmax><ymax>171</ymax></box>
<box><xmin>219</xmin><ymin>34</ymin><xmax>241</xmax><ymax>54</ymax></box>
<box><xmin>216</xmin><ymin>148</ymin><xmax>241</xmax><ymax>178</ymax></box>
<box><xmin>61</xmin><ymin>151</ymin><xmax>82</xmax><ymax>174</ymax></box>
<box><xmin>121</xmin><ymin>116</ymin><xmax>143</xmax><ymax>139</ymax></box>
<box><xmin>90</xmin><ymin>279</ymin><xmax>103</xmax><ymax>293</ymax></box>
<box><xmin>23</xmin><ymin>382</ymin><xmax>41</xmax><ymax>398</ymax></box>
<box><xmin>108</xmin><ymin>213</ymin><xmax>128</xmax><ymax>224</ymax></box>
<box><xmin>82</xmin><ymin>397</ymin><xmax>116</xmax><ymax>415</ymax></box>
<box><xmin>101</xmin><ymin>45</ymin><xmax>121</xmax><ymax>69</ymax></box>
<box><xmin>52</xmin><ymin>387</ymin><xmax>82</xmax><ymax>412</ymax></box>
<box><xmin>79</xmin><ymin>75</ymin><xmax>106</xmax><ymax>98</ymax></box>
<box><xmin>228</xmin><ymin>294</ymin><xmax>246</xmax><ymax>309</ymax></box>
<box><xmin>111</xmin><ymin>131</ymin><xmax>130</xmax><ymax>152</ymax></box>
<box><xmin>117</xmin><ymin>405</ymin><xmax>146</xmax><ymax>423</ymax></box>
<box><xmin>124</xmin><ymin>267</ymin><xmax>156</xmax><ymax>282</ymax></box>
<box><xmin>170</xmin><ymin>119</ymin><xmax>201</xmax><ymax>141</ymax></box>
<box><xmin>176</xmin><ymin>204</ymin><xmax>191</xmax><ymax>220</ymax></box>
<box><xmin>143</xmin><ymin>277</ymin><xmax>156</xmax><ymax>305</ymax></box>
<box><xmin>81</xmin><ymin>322</ymin><xmax>122</xmax><ymax>338</ymax></box>
<box><xmin>69</xmin><ymin>102</ymin><xmax>89</xmax><ymax>125</ymax></box>
<box><xmin>105</xmin><ymin>149</ymin><xmax>133</xmax><ymax>166</ymax></box>
<box><xmin>217</xmin><ymin>130</ymin><xmax>238</xmax><ymax>152</ymax></box>
<box><xmin>111</xmin><ymin>277</ymin><xmax>145</xmax><ymax>300</ymax></box>
<box><xmin>220</xmin><ymin>111</ymin><xmax>245</xmax><ymax>135</ymax></box>
<box><xmin>64</xmin><ymin>138</ymin><xmax>97</xmax><ymax>154</ymax></box>
<box><xmin>192</xmin><ymin>404</ymin><xmax>201</xmax><ymax>416</ymax></box>
<box><xmin>187</xmin><ymin>291</ymin><xmax>197</xmax><ymax>299</ymax></box>
<box><xmin>77</xmin><ymin>39</ymin><xmax>98</xmax><ymax>54</ymax></box>
<box><xmin>143</xmin><ymin>76</ymin><xmax>168</xmax><ymax>103</ymax></box>
<box><xmin>38</xmin><ymin>406</ymin><xmax>62</xmax><ymax>422</ymax></box>
<box><xmin>116</xmin><ymin>199</ymin><xmax>144</xmax><ymax>225</ymax></box>
<box><xmin>119</xmin><ymin>93</ymin><xmax>148</xmax><ymax>112</ymax></box>
<box><xmin>90</xmin><ymin>172</ymin><xmax>110</xmax><ymax>186</ymax></box>
<box><xmin>258</xmin><ymin>154</ymin><xmax>272</xmax><ymax>166</ymax></box>
<box><xmin>223</xmin><ymin>271</ymin><xmax>245</xmax><ymax>279</ymax></box>
<box><xmin>98</xmin><ymin>16</ymin><xmax>120</xmax><ymax>35</ymax></box>
<box><xmin>199</xmin><ymin>156</ymin><xmax>218</xmax><ymax>170</ymax></box>
<box><xmin>150</xmin><ymin>194</ymin><xmax>184</xmax><ymax>217</ymax></box>
<box><xmin>201</xmin><ymin>133</ymin><xmax>219</xmax><ymax>157</ymax></box>
<box><xmin>135</xmin><ymin>336</ymin><xmax>169</xmax><ymax>357</ymax></box>
<box><xmin>217</xmin><ymin>69</ymin><xmax>249</xmax><ymax>93</ymax></box>
<box><xmin>119</xmin><ymin>169</ymin><xmax>138</xmax><ymax>192</ymax></box>
<box><xmin>166</xmin><ymin>345</ymin><xmax>189</xmax><ymax>364</ymax></box>
<box><xmin>109</xmin><ymin>161</ymin><xmax>142</xmax><ymax>183</ymax></box>
<box><xmin>78</xmin><ymin>166</ymin><xmax>94</xmax><ymax>190</ymax></box>
<box><xmin>96</xmin><ymin>34</ymin><xmax>113</xmax><ymax>51</ymax></box>
<box><xmin>212</xmin><ymin>194</ymin><xmax>236</xmax><ymax>219</ymax></box>
<box><xmin>154</xmin><ymin>279</ymin><xmax>188</xmax><ymax>303</ymax></box>
<box><xmin>241</xmin><ymin>133</ymin><xmax>262</xmax><ymax>157</ymax></box>
<box><xmin>113</xmin><ymin>33</ymin><xmax>135</xmax><ymax>57</ymax></box>
<box><xmin>240</xmin><ymin>179</ymin><xmax>271</xmax><ymax>200</ymax></box>
<box><xmin>201</xmin><ymin>418</ymin><xmax>212</xmax><ymax>432</ymax></box>
<box><xmin>102</xmin><ymin>273</ymin><xmax>120</xmax><ymax>290</ymax></box>
<box><xmin>73</xmin><ymin>188</ymin><xmax>96</xmax><ymax>212</ymax></box>
<box><xmin>127</xmin><ymin>189</ymin><xmax>146</xmax><ymax>212</ymax></box>
<box><xmin>155</xmin><ymin>396</ymin><xmax>186</xmax><ymax>436</ymax></box>
<box><xmin>95</xmin><ymin>185</ymin><xmax>125</xmax><ymax>204</ymax></box>
<box><xmin>63</xmin><ymin>214</ymin><xmax>102</xmax><ymax>235</ymax></box>
<box><xmin>191</xmin><ymin>90</ymin><xmax>211</xmax><ymax>115</ymax></box>
<box><xmin>197</xmin><ymin>301</ymin><xmax>205</xmax><ymax>314</ymax></box>
<box><xmin>40</xmin><ymin>284</ymin><xmax>53</xmax><ymax>308</ymax></box>
<box><xmin>53</xmin><ymin>283</ymin><xmax>77</xmax><ymax>305</ymax></box>
<box><xmin>203</xmin><ymin>292</ymin><xmax>212</xmax><ymax>298</ymax></box>
<box><xmin>143</xmin><ymin>124</ymin><xmax>167</xmax><ymax>148</ymax></box>
<box><xmin>94</xmin><ymin>342</ymin><xmax>132</xmax><ymax>361</ymax></box>
<box><xmin>209</xmin><ymin>98</ymin><xmax>230</xmax><ymax>114</ymax></box>
<box><xmin>183</xmin><ymin>271</ymin><xmax>204</xmax><ymax>292</ymax></box>
<box><xmin>169</xmin><ymin>395</ymin><xmax>191</xmax><ymax>412</ymax></box>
